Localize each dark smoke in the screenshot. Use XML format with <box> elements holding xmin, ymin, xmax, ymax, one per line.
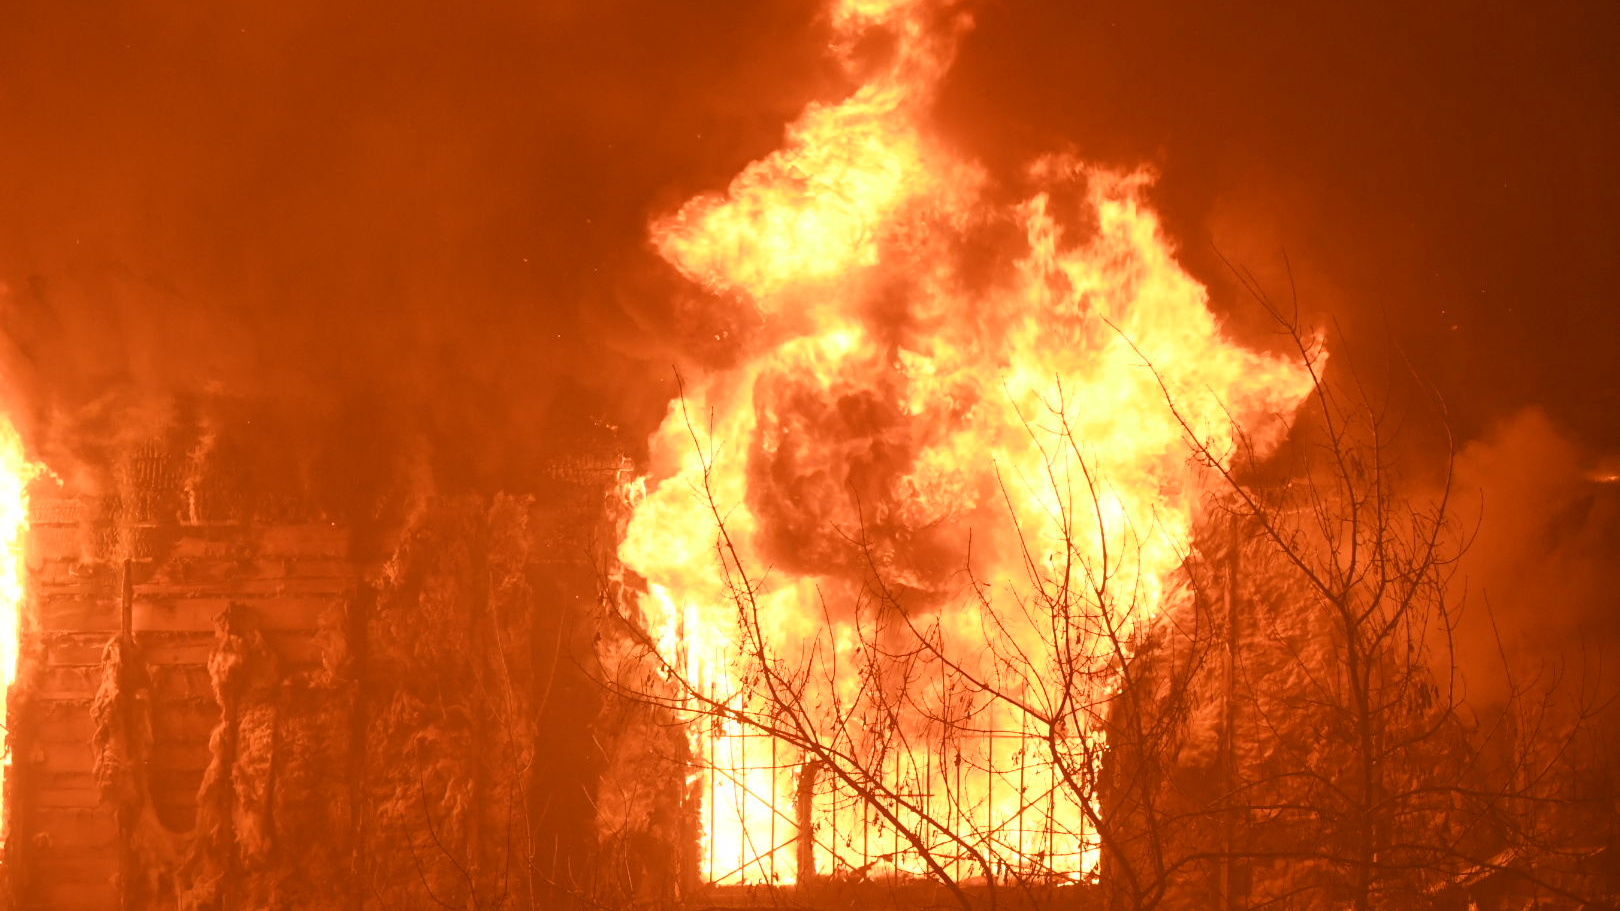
<box><xmin>1449</xmin><ymin>408</ymin><xmax>1620</xmax><ymax>711</ymax></box>
<box><xmin>935</xmin><ymin>0</ymin><xmax>1620</xmax><ymax>450</ymax></box>
<box><xmin>0</xmin><ymin>0</ymin><xmax>842</xmax><ymax>502</ymax></box>
<box><xmin>2</xmin><ymin>1</ymin><xmax>1615</xmax><ymax>664</ymax></box>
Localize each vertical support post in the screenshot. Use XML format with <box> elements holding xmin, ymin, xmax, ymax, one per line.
<box><xmin>828</xmin><ymin>770</ymin><xmax>837</xmax><ymax>878</ymax></box>
<box><xmin>1016</xmin><ymin>713</ymin><xmax>1026</xmax><ymax>867</ymax></box>
<box><xmin>796</xmin><ymin>759</ymin><xmax>822</xmax><ymax>884</ymax></box>
<box><xmin>769</xmin><ymin>733</ymin><xmax>776</xmax><ymax>881</ymax></box>
<box><xmin>116</xmin><ymin>557</ymin><xmax>134</xmax><ymax>911</ymax></box>
<box><xmin>1220</xmin><ymin>516</ymin><xmax>1241</xmax><ymax>911</ymax></box>
<box><xmin>705</xmin><ymin>643</ymin><xmax>714</xmax><ymax>884</ymax></box>
<box><xmin>120</xmin><ymin>558</ymin><xmax>133</xmax><ymax>645</ymax></box>
<box><xmin>923</xmin><ymin>713</ymin><xmax>933</xmax><ymax>877</ymax></box>
<box><xmin>894</xmin><ymin>742</ymin><xmax>907</xmax><ymax>868</ymax></box>
<box><xmin>987</xmin><ymin>711</ymin><xmax>995</xmax><ymax>885</ymax></box>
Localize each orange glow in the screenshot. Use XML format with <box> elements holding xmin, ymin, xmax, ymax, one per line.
<box><xmin>0</xmin><ymin>413</ymin><xmax>38</xmax><ymax>838</ymax></box>
<box><xmin>619</xmin><ymin>0</ymin><xmax>1315</xmax><ymax>885</ymax></box>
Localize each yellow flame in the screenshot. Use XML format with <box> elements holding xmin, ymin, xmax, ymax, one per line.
<box><xmin>0</xmin><ymin>413</ymin><xmax>38</xmax><ymax>836</ymax></box>
<box><xmin>620</xmin><ymin>0</ymin><xmax>1315</xmax><ymax>885</ymax></box>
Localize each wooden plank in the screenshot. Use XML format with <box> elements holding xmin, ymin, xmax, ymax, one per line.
<box><xmin>132</xmin><ymin>595</ymin><xmax>336</xmax><ymax>633</ymax></box>
<box><xmin>29</xmin><ymin>559</ymin><xmax>113</xmax><ymax>588</ymax></box>
<box><xmin>135</xmin><ymin>631</ymin><xmax>216</xmax><ymax>666</ymax></box>
<box><xmin>34</xmin><ymin>881</ymin><xmax>120</xmax><ymax>911</ymax></box>
<box><xmin>148</xmin><ymin>741</ymin><xmax>213</xmax><ymax>773</ymax></box>
<box><xmin>26</xmin><ymin>525</ymin><xmax>89</xmax><ymax>563</ymax></box>
<box><xmin>34</xmin><ymin>667</ymin><xmax>103</xmax><ymax>701</ymax></box>
<box><xmin>29</xmin><ymin>807</ymin><xmax>118</xmax><ymax>849</ymax></box>
<box><xmin>33</xmin><ymin>740</ymin><xmax>97</xmax><ymax>775</ymax></box>
<box><xmin>31</xmin><ymin>784</ymin><xmax>100</xmax><ymax>810</ymax></box>
<box><xmin>148</xmin><ymin>666</ymin><xmax>212</xmax><ymax>702</ymax></box>
<box><xmin>40</xmin><ymin>632</ymin><xmax>113</xmax><ymax>667</ymax></box>
<box><xmin>28</xmin><ymin>848</ymin><xmax>118</xmax><ymax>883</ymax></box>
<box><xmin>39</xmin><ymin>576</ymin><xmax>352</xmax><ymax>602</ymax></box>
<box><xmin>134</xmin><ymin>577</ymin><xmax>353</xmax><ymax>599</ymax></box>
<box><xmin>145</xmin><ymin>556</ymin><xmax>354</xmax><ymax>585</ymax></box>
<box><xmin>25</xmin><ymin>496</ymin><xmax>96</xmax><ymax>526</ymax></box>
<box><xmin>35</xmin><ymin>595</ymin><xmax>118</xmax><ymax>634</ymax></box>
<box><xmin>36</xmin><ymin>769</ymin><xmax>97</xmax><ymax>795</ymax></box>
<box><xmin>264</xmin><ymin>629</ymin><xmax>323</xmax><ymax>666</ymax></box>
<box><xmin>159</xmin><ymin>523</ymin><xmax>350</xmax><ymax>560</ymax></box>
<box><xmin>36</xmin><ymin>713</ymin><xmax>96</xmax><ymax>745</ymax></box>
<box><xmin>150</xmin><ymin>700</ymin><xmax>220</xmax><ymax>742</ymax></box>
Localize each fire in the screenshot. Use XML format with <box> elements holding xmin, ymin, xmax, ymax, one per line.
<box><xmin>619</xmin><ymin>0</ymin><xmax>1315</xmax><ymax>886</ymax></box>
<box><xmin>0</xmin><ymin>412</ymin><xmax>37</xmax><ymax>838</ymax></box>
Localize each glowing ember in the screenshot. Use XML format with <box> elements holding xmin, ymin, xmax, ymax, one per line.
<box><xmin>0</xmin><ymin>412</ymin><xmax>37</xmax><ymax>837</ymax></box>
<box><xmin>619</xmin><ymin>0</ymin><xmax>1315</xmax><ymax>885</ymax></box>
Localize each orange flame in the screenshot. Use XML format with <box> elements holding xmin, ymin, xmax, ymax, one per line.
<box><xmin>0</xmin><ymin>413</ymin><xmax>38</xmax><ymax>838</ymax></box>
<box><xmin>620</xmin><ymin>0</ymin><xmax>1314</xmax><ymax>884</ymax></box>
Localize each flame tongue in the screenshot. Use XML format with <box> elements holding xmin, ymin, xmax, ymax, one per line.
<box><xmin>620</xmin><ymin>0</ymin><xmax>1314</xmax><ymax>885</ymax></box>
<box><xmin>0</xmin><ymin>414</ymin><xmax>38</xmax><ymax>839</ymax></box>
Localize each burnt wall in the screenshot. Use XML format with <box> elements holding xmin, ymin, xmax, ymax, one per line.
<box><xmin>2</xmin><ymin>404</ymin><xmax>620</xmax><ymax>911</ymax></box>
<box><xmin>1103</xmin><ymin>504</ymin><xmax>1619</xmax><ymax>911</ymax></box>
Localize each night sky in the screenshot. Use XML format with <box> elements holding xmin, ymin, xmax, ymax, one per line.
<box><xmin>1</xmin><ymin>0</ymin><xmax>1615</xmax><ymax>470</ymax></box>
<box><xmin>942</xmin><ymin>1</ymin><xmax>1620</xmax><ymax>451</ymax></box>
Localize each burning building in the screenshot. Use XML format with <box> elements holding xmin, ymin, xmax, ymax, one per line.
<box><xmin>0</xmin><ymin>0</ymin><xmax>1617</xmax><ymax>909</ymax></box>
<box><xmin>609</xmin><ymin>0</ymin><xmax>1317</xmax><ymax>892</ymax></box>
<box><xmin>1</xmin><ymin>407</ymin><xmax>619</xmax><ymax>908</ymax></box>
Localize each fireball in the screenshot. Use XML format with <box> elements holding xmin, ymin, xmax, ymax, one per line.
<box><xmin>619</xmin><ymin>0</ymin><xmax>1314</xmax><ymax>884</ymax></box>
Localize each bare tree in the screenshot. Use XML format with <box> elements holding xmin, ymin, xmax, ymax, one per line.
<box><xmin>600</xmin><ymin>293</ymin><xmax>1618</xmax><ymax>911</ymax></box>
<box><xmin>1131</xmin><ymin>268</ymin><xmax>1617</xmax><ymax>911</ymax></box>
<box><xmin>598</xmin><ymin>374</ymin><xmax>1231</xmax><ymax>911</ymax></box>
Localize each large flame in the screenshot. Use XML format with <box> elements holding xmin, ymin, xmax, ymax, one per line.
<box><xmin>619</xmin><ymin>0</ymin><xmax>1314</xmax><ymax>885</ymax></box>
<box><xmin>0</xmin><ymin>413</ymin><xmax>37</xmax><ymax>839</ymax></box>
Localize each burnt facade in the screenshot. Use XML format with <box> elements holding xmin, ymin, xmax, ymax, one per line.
<box><xmin>2</xmin><ymin>407</ymin><xmax>620</xmax><ymax>910</ymax></box>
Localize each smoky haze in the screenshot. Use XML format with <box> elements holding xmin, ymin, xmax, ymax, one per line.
<box><xmin>926</xmin><ymin>0</ymin><xmax>1620</xmax><ymax>722</ymax></box>
<box><xmin>0</xmin><ymin>0</ymin><xmax>842</xmax><ymax>495</ymax></box>
<box><xmin>938</xmin><ymin>0</ymin><xmax>1620</xmax><ymax>451</ymax></box>
<box><xmin>1</xmin><ymin>0</ymin><xmax>1616</xmax><ymax>650</ymax></box>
